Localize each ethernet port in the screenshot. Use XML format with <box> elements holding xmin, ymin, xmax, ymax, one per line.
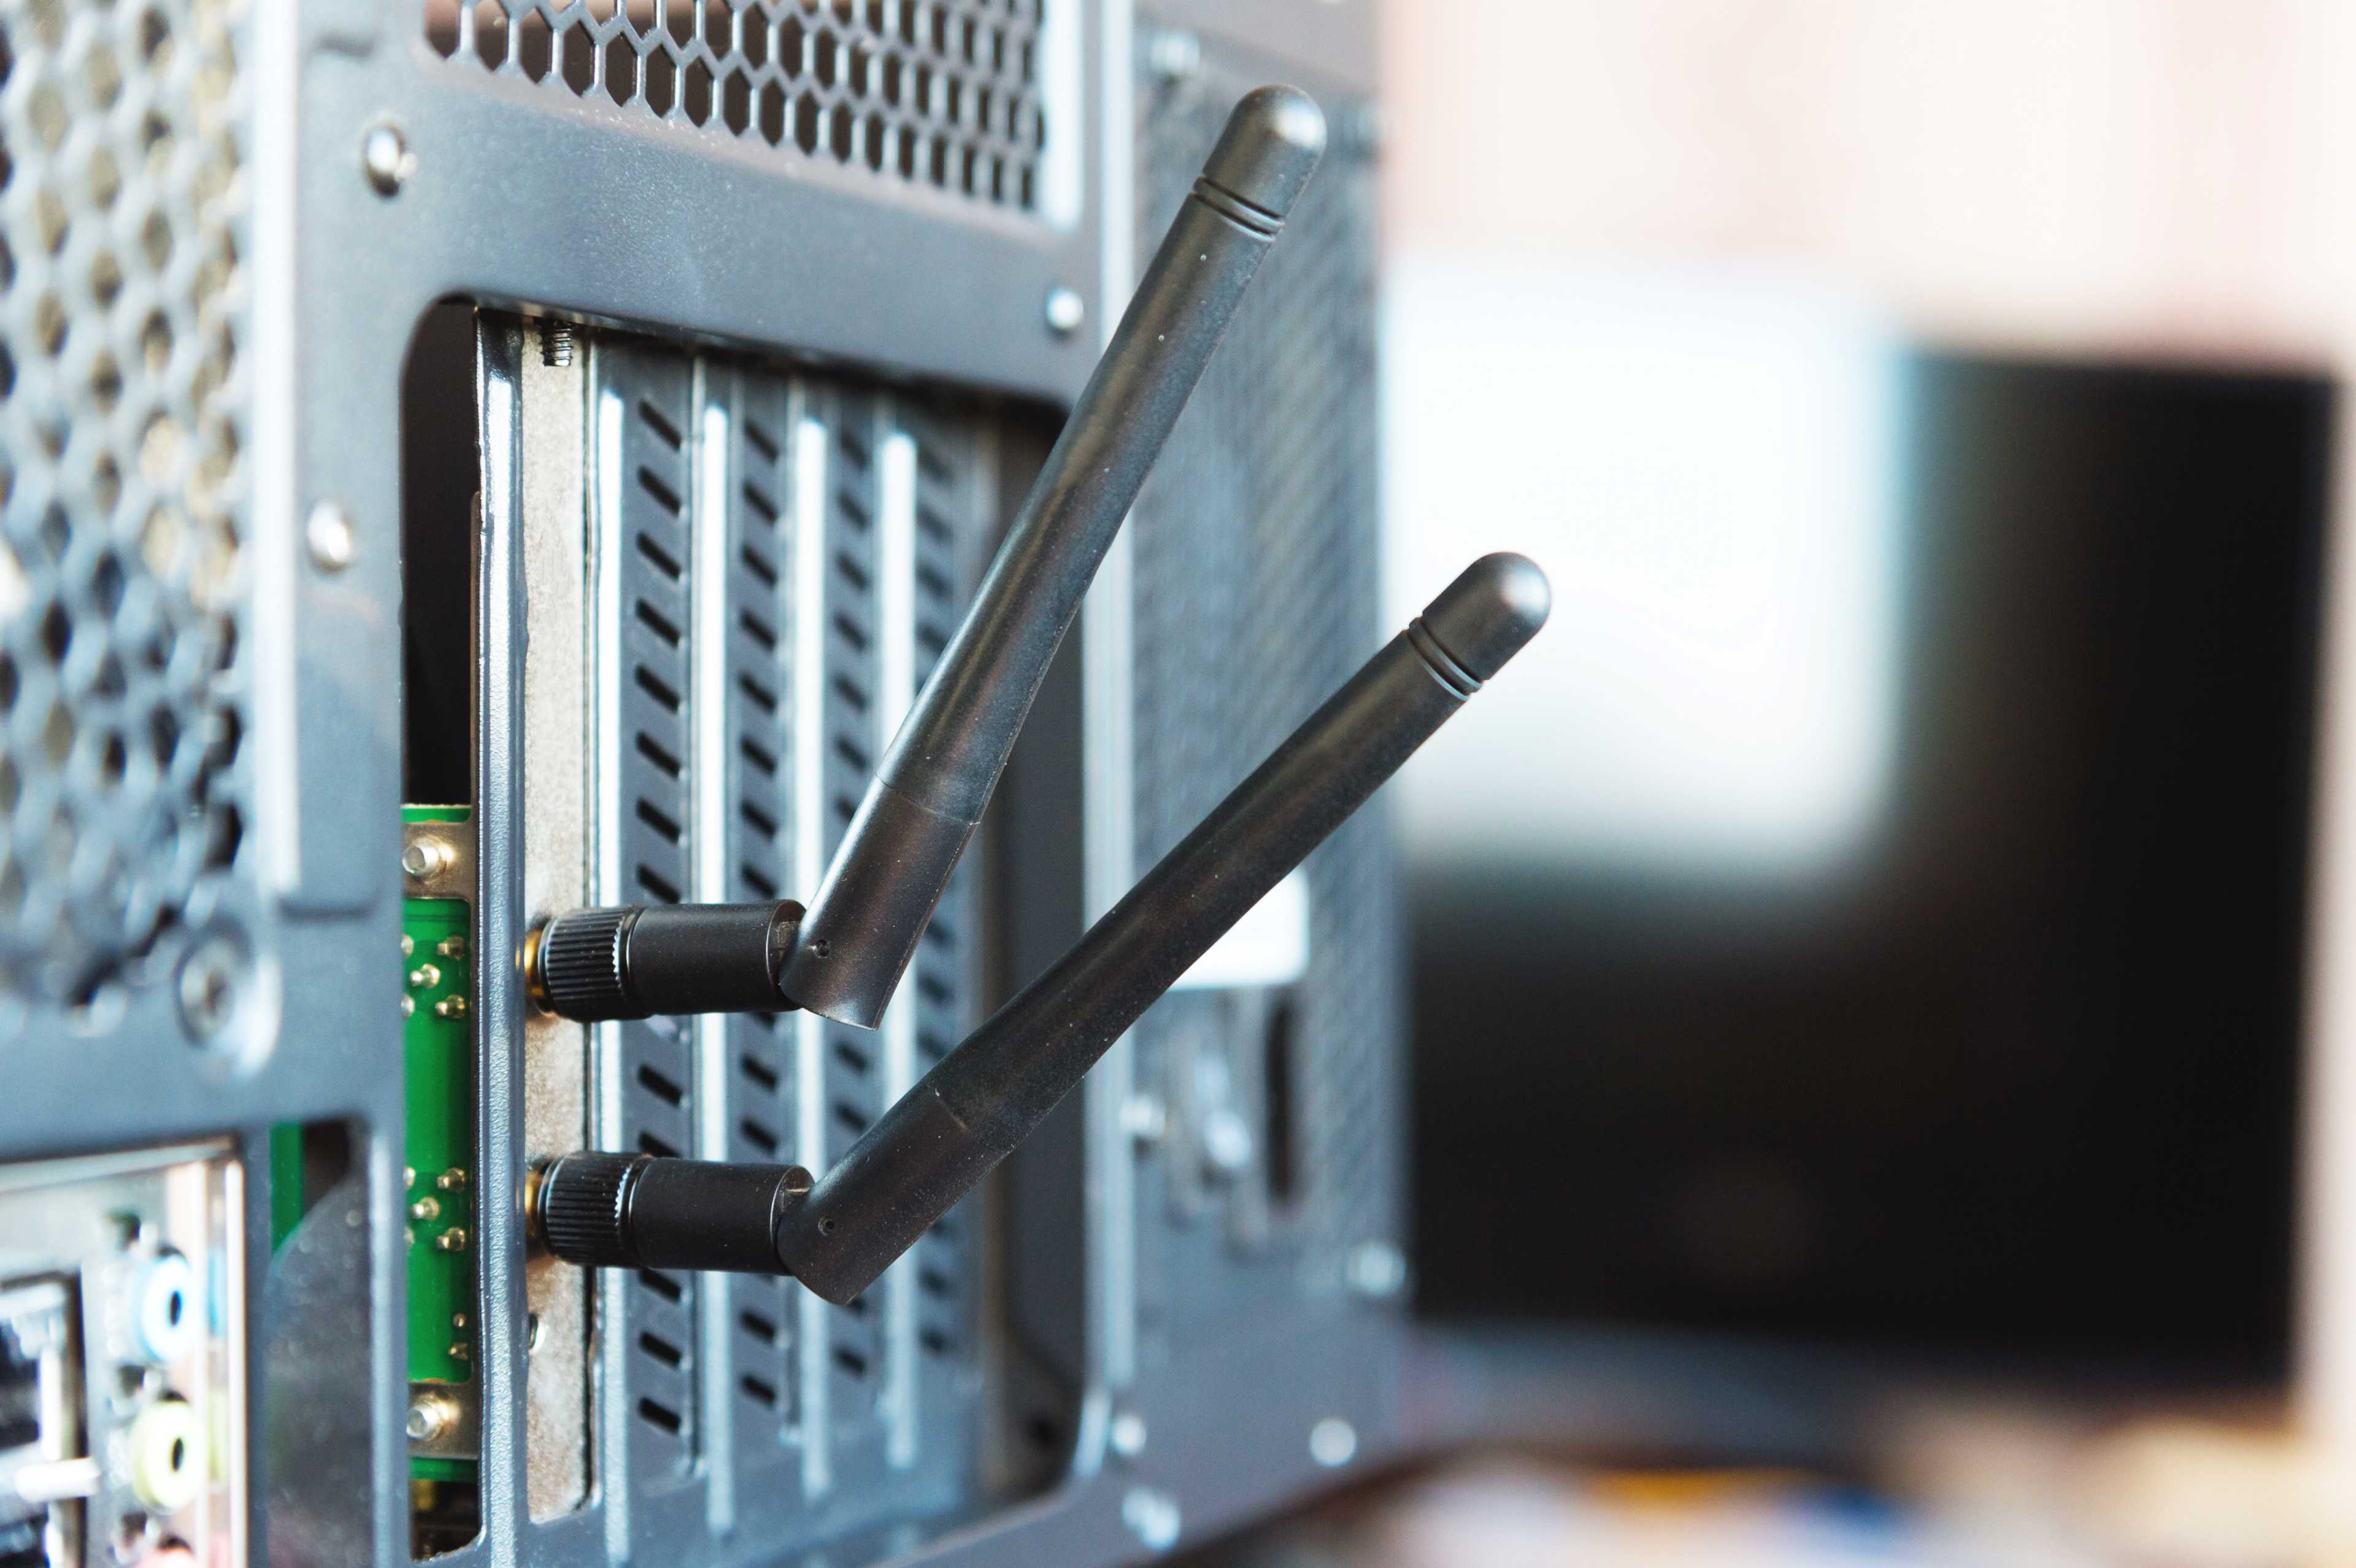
<box><xmin>0</xmin><ymin>1518</ymin><xmax>42</xmax><ymax>1568</ymax></box>
<box><xmin>0</xmin><ymin>1277</ymin><xmax>76</xmax><ymax>1567</ymax></box>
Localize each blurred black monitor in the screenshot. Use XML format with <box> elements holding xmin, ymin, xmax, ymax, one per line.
<box><xmin>1413</xmin><ymin>353</ymin><xmax>2332</xmax><ymax>1376</ymax></box>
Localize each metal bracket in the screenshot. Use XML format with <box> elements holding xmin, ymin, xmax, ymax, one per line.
<box><xmin>406</xmin><ymin>1379</ymin><xmax>482</xmax><ymax>1462</ymax></box>
<box><xmin>401</xmin><ymin>817</ymin><xmax>476</xmax><ymax>903</ymax></box>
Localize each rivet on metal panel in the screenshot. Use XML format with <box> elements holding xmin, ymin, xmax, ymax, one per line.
<box><xmin>1122</xmin><ymin>1092</ymin><xmax>1169</xmax><ymax>1146</ymax></box>
<box><xmin>1346</xmin><ymin>1240</ymin><xmax>1406</xmax><ymax>1300</ymax></box>
<box><xmin>1044</xmin><ymin>284</ymin><xmax>1085</xmax><ymax>337</ymax></box>
<box><xmin>1337</xmin><ymin>101</ymin><xmax>1385</xmax><ymax>162</ymax></box>
<box><xmin>1122</xmin><ymin>1486</ymin><xmax>1182</xmax><ymax>1553</ymax></box>
<box><xmin>304</xmin><ymin>502</ymin><xmax>357</xmax><ymax>572</ymax></box>
<box><xmin>1308</xmin><ymin>1417</ymin><xmax>1357</xmax><ymax>1467</ymax></box>
<box><xmin>1144</xmin><ymin>28</ymin><xmax>1199</xmax><ymax>83</ymax></box>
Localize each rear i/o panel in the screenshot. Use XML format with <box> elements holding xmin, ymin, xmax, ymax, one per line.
<box><xmin>0</xmin><ymin>1146</ymin><xmax>244</xmax><ymax>1568</ymax></box>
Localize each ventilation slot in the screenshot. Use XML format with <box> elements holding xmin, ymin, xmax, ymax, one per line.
<box><xmin>903</xmin><ymin>409</ymin><xmax>985</xmax><ymax>1378</ymax></box>
<box><xmin>609</xmin><ymin>348</ymin><xmax>699</xmax><ymax>1476</ymax></box>
<box><xmin>637</xmin><ymin>525</ymin><xmax>685</xmax><ymax>574</ymax></box>
<box><xmin>734</xmin><ymin>1275</ymin><xmax>796</xmax><ymax>1442</ymax></box>
<box><xmin>917</xmin><ymin>1250</ymin><xmax>964</xmax><ymax>1361</ymax></box>
<box><xmin>639</xmin><ymin>469</ymin><xmax>685</xmax><ymax>520</ymax></box>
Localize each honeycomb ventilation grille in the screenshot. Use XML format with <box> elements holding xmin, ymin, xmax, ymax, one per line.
<box><xmin>1128</xmin><ymin>58</ymin><xmax>1395</xmax><ymax>1302</ymax></box>
<box><xmin>427</xmin><ymin>0</ymin><xmax>1049</xmax><ymax>212</ymax></box>
<box><xmin>0</xmin><ymin>0</ymin><xmax>251</xmax><ymax>1004</ymax></box>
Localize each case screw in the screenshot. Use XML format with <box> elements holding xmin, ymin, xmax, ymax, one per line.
<box><xmin>306</xmin><ymin>502</ymin><xmax>356</xmax><ymax>572</ymax></box>
<box><xmin>175</xmin><ymin>932</ymin><xmax>245</xmax><ymax>1042</ymax></box>
<box><xmin>1044</xmin><ymin>285</ymin><xmax>1085</xmax><ymax>338</ymax></box>
<box><xmin>362</xmin><ymin>121</ymin><xmax>414</xmax><ymax>196</ymax></box>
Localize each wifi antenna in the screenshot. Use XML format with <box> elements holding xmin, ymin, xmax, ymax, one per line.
<box><xmin>531</xmin><ymin>555</ymin><xmax>1551</xmax><ymax>1301</ymax></box>
<box><xmin>529</xmin><ymin>84</ymin><xmax>1331</xmax><ymax>1031</ymax></box>
<box><xmin>788</xmin><ymin>83</ymin><xmax>1332</xmax><ymax>1028</ymax></box>
<box><xmin>518</xmin><ymin>82</ymin><xmax>1554</xmax><ymax>1304</ymax></box>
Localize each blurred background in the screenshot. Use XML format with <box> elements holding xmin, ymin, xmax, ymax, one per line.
<box><xmin>1199</xmin><ymin>1</ymin><xmax>2356</xmax><ymax>1562</ymax></box>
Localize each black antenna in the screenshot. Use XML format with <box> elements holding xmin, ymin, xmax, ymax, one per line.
<box><xmin>779</xmin><ymin>85</ymin><xmax>1330</xmax><ymax>1028</ymax></box>
<box><xmin>526</xmin><ymin>85</ymin><xmax>1331</xmax><ymax>1032</ymax></box>
<box><xmin>531</xmin><ymin>555</ymin><xmax>1551</xmax><ymax>1302</ymax></box>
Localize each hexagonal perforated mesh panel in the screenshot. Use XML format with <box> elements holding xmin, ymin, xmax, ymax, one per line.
<box><xmin>1128</xmin><ymin>51</ymin><xmax>1395</xmax><ymax>1322</ymax></box>
<box><xmin>0</xmin><ymin>0</ymin><xmax>250</xmax><ymax>1003</ymax></box>
<box><xmin>426</xmin><ymin>0</ymin><xmax>1047</xmax><ymax>212</ymax></box>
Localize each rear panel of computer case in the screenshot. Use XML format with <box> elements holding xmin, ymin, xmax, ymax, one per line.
<box><xmin>0</xmin><ymin>1</ymin><xmax>1396</xmax><ymax>1564</ymax></box>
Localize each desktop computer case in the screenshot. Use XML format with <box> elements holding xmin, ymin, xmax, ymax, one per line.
<box><xmin>0</xmin><ymin>0</ymin><xmax>1399</xmax><ymax>1563</ymax></box>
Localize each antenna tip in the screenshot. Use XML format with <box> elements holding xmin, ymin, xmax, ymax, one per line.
<box><xmin>1201</xmin><ymin>85</ymin><xmax>1328</xmax><ymax>219</ymax></box>
<box><xmin>1420</xmin><ymin>553</ymin><xmax>1552</xmax><ymax>682</ymax></box>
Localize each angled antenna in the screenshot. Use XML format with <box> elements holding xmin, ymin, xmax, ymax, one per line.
<box><xmin>779</xmin><ymin>85</ymin><xmax>1330</xmax><ymax>1027</ymax></box>
<box><xmin>526</xmin><ymin>86</ymin><xmax>1331</xmax><ymax>1032</ymax></box>
<box><xmin>530</xmin><ymin>555</ymin><xmax>1552</xmax><ymax>1302</ymax></box>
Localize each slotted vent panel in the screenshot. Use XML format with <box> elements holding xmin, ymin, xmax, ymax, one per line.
<box><xmin>425</xmin><ymin>0</ymin><xmax>1049</xmax><ymax>213</ymax></box>
<box><xmin>726</xmin><ymin>367</ymin><xmax>801</xmax><ymax>1456</ymax></box>
<box><xmin>817</xmin><ymin>393</ymin><xmax>882</xmax><ymax>1172</ymax></box>
<box><xmin>723</xmin><ymin>371</ymin><xmax>793</xmax><ymax>1168</ymax></box>
<box><xmin>904</xmin><ymin>404</ymin><xmax>976</xmax><ymax>1362</ymax></box>
<box><xmin>604</xmin><ymin>342</ymin><xmax>702</xmax><ymax>1472</ymax></box>
<box><xmin>0</xmin><ymin>0</ymin><xmax>252</xmax><ymax>1005</ymax></box>
<box><xmin>815</xmin><ymin>389</ymin><xmax>885</xmax><ymax>1431</ymax></box>
<box><xmin>580</xmin><ymin>329</ymin><xmax>995</xmax><ymax>1542</ymax></box>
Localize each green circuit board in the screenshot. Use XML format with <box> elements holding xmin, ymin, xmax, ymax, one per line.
<box><xmin>402</xmin><ymin>806</ymin><xmax>476</xmax><ymax>1483</ymax></box>
<box><xmin>269</xmin><ymin>808</ymin><xmax>479</xmax><ymax>1483</ymax></box>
